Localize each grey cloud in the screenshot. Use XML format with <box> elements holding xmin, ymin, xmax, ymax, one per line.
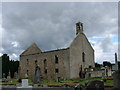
<box><xmin>2</xmin><ymin>2</ymin><xmax>118</xmax><ymax>62</ymax></box>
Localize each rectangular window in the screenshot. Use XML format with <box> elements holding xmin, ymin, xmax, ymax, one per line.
<box><xmin>55</xmin><ymin>68</ymin><xmax>59</xmax><ymax>73</ymax></box>
<box><xmin>45</xmin><ymin>69</ymin><xmax>47</xmax><ymax>74</ymax></box>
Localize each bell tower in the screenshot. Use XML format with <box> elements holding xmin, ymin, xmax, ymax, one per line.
<box><xmin>76</xmin><ymin>21</ymin><xmax>83</xmax><ymax>35</ymax></box>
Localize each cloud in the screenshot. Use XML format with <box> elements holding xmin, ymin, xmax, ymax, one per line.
<box><xmin>1</xmin><ymin>2</ymin><xmax>118</xmax><ymax>63</ymax></box>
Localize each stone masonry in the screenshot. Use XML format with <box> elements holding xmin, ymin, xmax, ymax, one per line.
<box><xmin>19</xmin><ymin>22</ymin><xmax>95</xmax><ymax>80</ymax></box>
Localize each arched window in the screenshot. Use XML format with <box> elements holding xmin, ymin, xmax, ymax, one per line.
<box><xmin>27</xmin><ymin>59</ymin><xmax>29</xmax><ymax>65</ymax></box>
<box><xmin>35</xmin><ymin>60</ymin><xmax>37</xmax><ymax>63</ymax></box>
<box><xmin>82</xmin><ymin>52</ymin><xmax>85</xmax><ymax>62</ymax></box>
<box><xmin>44</xmin><ymin>59</ymin><xmax>47</xmax><ymax>74</ymax></box>
<box><xmin>44</xmin><ymin>59</ymin><xmax>47</xmax><ymax>67</ymax></box>
<box><xmin>35</xmin><ymin>60</ymin><xmax>38</xmax><ymax>66</ymax></box>
<box><xmin>27</xmin><ymin>70</ymin><xmax>29</xmax><ymax>76</ymax></box>
<box><xmin>55</xmin><ymin>55</ymin><xmax>58</xmax><ymax>64</ymax></box>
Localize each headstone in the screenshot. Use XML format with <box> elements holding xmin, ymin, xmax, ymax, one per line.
<box><xmin>22</xmin><ymin>79</ymin><xmax>28</xmax><ymax>87</ymax></box>
<box><xmin>3</xmin><ymin>73</ymin><xmax>5</xmax><ymax>78</ymax></box>
<box><xmin>85</xmin><ymin>80</ymin><xmax>104</xmax><ymax>90</ymax></box>
<box><xmin>75</xmin><ymin>84</ymin><xmax>83</xmax><ymax>90</ymax></box>
<box><xmin>43</xmin><ymin>85</ymin><xmax>48</xmax><ymax>87</ymax></box>
<box><xmin>56</xmin><ymin>77</ymin><xmax>60</xmax><ymax>82</ymax></box>
<box><xmin>33</xmin><ymin>84</ymin><xmax>38</xmax><ymax>88</ymax></box>
<box><xmin>2</xmin><ymin>73</ymin><xmax>6</xmax><ymax>82</ymax></box>
<box><xmin>7</xmin><ymin>70</ymin><xmax>11</xmax><ymax>79</ymax></box>
<box><xmin>102</xmin><ymin>70</ymin><xmax>105</xmax><ymax>78</ymax></box>
<box><xmin>17</xmin><ymin>79</ymin><xmax>32</xmax><ymax>89</ymax></box>
<box><xmin>14</xmin><ymin>72</ymin><xmax>18</xmax><ymax>79</ymax></box>
<box><xmin>25</xmin><ymin>73</ymin><xmax>28</xmax><ymax>78</ymax></box>
<box><xmin>32</xmin><ymin>65</ymin><xmax>41</xmax><ymax>83</ymax></box>
<box><xmin>7</xmin><ymin>76</ymin><xmax>10</xmax><ymax>80</ymax></box>
<box><xmin>113</xmin><ymin>70</ymin><xmax>120</xmax><ymax>89</ymax></box>
<box><xmin>18</xmin><ymin>78</ymin><xmax>22</xmax><ymax>83</ymax></box>
<box><xmin>85</xmin><ymin>73</ymin><xmax>90</xmax><ymax>79</ymax></box>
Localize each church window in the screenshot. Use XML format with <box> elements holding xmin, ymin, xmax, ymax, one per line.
<box><xmin>35</xmin><ymin>60</ymin><xmax>38</xmax><ymax>66</ymax></box>
<box><xmin>27</xmin><ymin>70</ymin><xmax>29</xmax><ymax>75</ymax></box>
<box><xmin>35</xmin><ymin>60</ymin><xmax>37</xmax><ymax>64</ymax></box>
<box><xmin>55</xmin><ymin>68</ymin><xmax>59</xmax><ymax>73</ymax></box>
<box><xmin>89</xmin><ymin>65</ymin><xmax>92</xmax><ymax>68</ymax></box>
<box><xmin>27</xmin><ymin>59</ymin><xmax>29</xmax><ymax>65</ymax></box>
<box><xmin>43</xmin><ymin>59</ymin><xmax>47</xmax><ymax>74</ymax></box>
<box><xmin>82</xmin><ymin>52</ymin><xmax>85</xmax><ymax>62</ymax></box>
<box><xmin>55</xmin><ymin>55</ymin><xmax>58</xmax><ymax>64</ymax></box>
<box><xmin>44</xmin><ymin>59</ymin><xmax>47</xmax><ymax>67</ymax></box>
<box><xmin>44</xmin><ymin>69</ymin><xmax>47</xmax><ymax>74</ymax></box>
<box><xmin>44</xmin><ymin>59</ymin><xmax>46</xmax><ymax>64</ymax></box>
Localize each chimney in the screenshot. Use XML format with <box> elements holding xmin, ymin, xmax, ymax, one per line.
<box><xmin>76</xmin><ymin>21</ymin><xmax>83</xmax><ymax>35</ymax></box>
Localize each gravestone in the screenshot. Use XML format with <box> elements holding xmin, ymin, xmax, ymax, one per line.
<box><xmin>33</xmin><ymin>84</ymin><xmax>38</xmax><ymax>88</ymax></box>
<box><xmin>14</xmin><ymin>72</ymin><xmax>18</xmax><ymax>79</ymax></box>
<box><xmin>25</xmin><ymin>73</ymin><xmax>28</xmax><ymax>78</ymax></box>
<box><xmin>3</xmin><ymin>73</ymin><xmax>5</xmax><ymax>78</ymax></box>
<box><xmin>112</xmin><ymin>70</ymin><xmax>120</xmax><ymax>89</ymax></box>
<box><xmin>17</xmin><ymin>79</ymin><xmax>32</xmax><ymax>89</ymax></box>
<box><xmin>22</xmin><ymin>79</ymin><xmax>28</xmax><ymax>87</ymax></box>
<box><xmin>75</xmin><ymin>84</ymin><xmax>83</xmax><ymax>90</ymax></box>
<box><xmin>7</xmin><ymin>71</ymin><xmax>11</xmax><ymax>79</ymax></box>
<box><xmin>85</xmin><ymin>80</ymin><xmax>104</xmax><ymax>90</ymax></box>
<box><xmin>42</xmin><ymin>84</ymin><xmax>48</xmax><ymax>87</ymax></box>
<box><xmin>2</xmin><ymin>73</ymin><xmax>6</xmax><ymax>82</ymax></box>
<box><xmin>32</xmin><ymin>66</ymin><xmax>41</xmax><ymax>83</ymax></box>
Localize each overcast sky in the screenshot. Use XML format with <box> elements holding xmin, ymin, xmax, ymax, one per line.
<box><xmin>1</xmin><ymin>2</ymin><xmax>119</xmax><ymax>64</ymax></box>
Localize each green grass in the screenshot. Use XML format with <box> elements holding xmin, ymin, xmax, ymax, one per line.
<box><xmin>0</xmin><ymin>77</ymin><xmax>114</xmax><ymax>87</ymax></box>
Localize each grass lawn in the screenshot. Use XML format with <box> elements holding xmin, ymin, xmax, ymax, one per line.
<box><xmin>0</xmin><ymin>77</ymin><xmax>114</xmax><ymax>87</ymax></box>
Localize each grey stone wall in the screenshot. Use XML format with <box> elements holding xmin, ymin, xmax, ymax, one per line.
<box><xmin>20</xmin><ymin>48</ymin><xmax>70</xmax><ymax>80</ymax></box>
<box><xmin>19</xmin><ymin>23</ymin><xmax>95</xmax><ymax>80</ymax></box>
<box><xmin>69</xmin><ymin>33</ymin><xmax>95</xmax><ymax>79</ymax></box>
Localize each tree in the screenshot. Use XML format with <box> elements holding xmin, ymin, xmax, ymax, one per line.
<box><xmin>103</xmin><ymin>61</ymin><xmax>112</xmax><ymax>67</ymax></box>
<box><xmin>95</xmin><ymin>63</ymin><xmax>102</xmax><ymax>68</ymax></box>
<box><xmin>1</xmin><ymin>54</ymin><xmax>19</xmax><ymax>78</ymax></box>
<box><xmin>2</xmin><ymin>54</ymin><xmax>10</xmax><ymax>77</ymax></box>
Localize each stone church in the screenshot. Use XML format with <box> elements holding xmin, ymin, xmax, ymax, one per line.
<box><xmin>19</xmin><ymin>22</ymin><xmax>95</xmax><ymax>80</ymax></box>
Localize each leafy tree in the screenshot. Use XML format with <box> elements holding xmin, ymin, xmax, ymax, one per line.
<box><xmin>103</xmin><ymin>61</ymin><xmax>112</xmax><ymax>68</ymax></box>
<box><xmin>95</xmin><ymin>63</ymin><xmax>102</xmax><ymax>68</ymax></box>
<box><xmin>1</xmin><ymin>54</ymin><xmax>19</xmax><ymax>78</ymax></box>
<box><xmin>2</xmin><ymin>54</ymin><xmax>10</xmax><ymax>77</ymax></box>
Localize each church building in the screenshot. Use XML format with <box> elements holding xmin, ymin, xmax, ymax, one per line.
<box><xmin>19</xmin><ymin>22</ymin><xmax>95</xmax><ymax>80</ymax></box>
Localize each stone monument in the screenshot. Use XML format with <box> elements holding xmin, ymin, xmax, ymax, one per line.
<box><xmin>85</xmin><ymin>80</ymin><xmax>104</xmax><ymax>90</ymax></box>
<box><xmin>113</xmin><ymin>70</ymin><xmax>120</xmax><ymax>88</ymax></box>
<box><xmin>7</xmin><ymin>70</ymin><xmax>11</xmax><ymax>79</ymax></box>
<box><xmin>112</xmin><ymin>53</ymin><xmax>120</xmax><ymax>89</ymax></box>
<box><xmin>14</xmin><ymin>72</ymin><xmax>18</xmax><ymax>79</ymax></box>
<box><xmin>17</xmin><ymin>79</ymin><xmax>32</xmax><ymax>89</ymax></box>
<box><xmin>32</xmin><ymin>65</ymin><xmax>41</xmax><ymax>83</ymax></box>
